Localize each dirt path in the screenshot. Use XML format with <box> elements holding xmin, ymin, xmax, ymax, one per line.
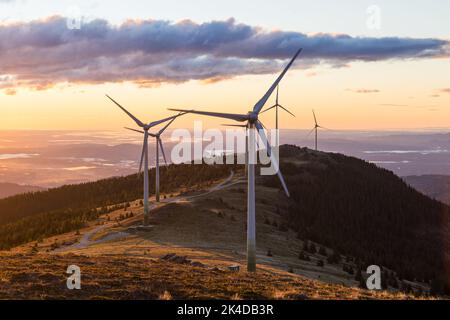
<box><xmin>56</xmin><ymin>170</ymin><xmax>238</xmax><ymax>252</ymax></box>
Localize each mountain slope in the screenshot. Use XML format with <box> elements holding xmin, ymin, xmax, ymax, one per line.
<box><xmin>263</xmin><ymin>145</ymin><xmax>449</xmax><ymax>290</ymax></box>
<box><xmin>404</xmin><ymin>175</ymin><xmax>450</xmax><ymax>205</ymax></box>
<box><xmin>0</xmin><ymin>183</ymin><xmax>44</xmax><ymax>199</ymax></box>
<box><xmin>0</xmin><ymin>145</ymin><xmax>449</xmax><ymax>295</ymax></box>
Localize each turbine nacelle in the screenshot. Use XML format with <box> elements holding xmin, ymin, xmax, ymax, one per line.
<box><xmin>247</xmin><ymin>112</ymin><xmax>258</xmax><ymax>123</ymax></box>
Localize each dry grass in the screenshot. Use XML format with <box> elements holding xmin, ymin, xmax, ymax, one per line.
<box><xmin>0</xmin><ymin>252</ymin><xmax>429</xmax><ymax>300</ymax></box>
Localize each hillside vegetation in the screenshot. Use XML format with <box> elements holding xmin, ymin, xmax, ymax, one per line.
<box><xmin>0</xmin><ymin>163</ymin><xmax>236</xmax><ymax>249</ymax></box>
<box><xmin>263</xmin><ymin>145</ymin><xmax>449</xmax><ymax>294</ymax></box>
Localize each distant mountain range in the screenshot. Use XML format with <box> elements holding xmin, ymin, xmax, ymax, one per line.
<box><xmin>0</xmin><ymin>183</ymin><xmax>45</xmax><ymax>199</ymax></box>
<box><xmin>404</xmin><ymin>175</ymin><xmax>450</xmax><ymax>205</ymax></box>
<box><xmin>1</xmin><ymin>130</ymin><xmax>450</xmax><ymax>188</ymax></box>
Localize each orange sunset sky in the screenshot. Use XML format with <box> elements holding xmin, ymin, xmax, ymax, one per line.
<box><xmin>0</xmin><ymin>0</ymin><xmax>449</xmax><ymax>131</ymax></box>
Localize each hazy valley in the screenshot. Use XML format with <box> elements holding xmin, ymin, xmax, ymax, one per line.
<box><xmin>2</xmin><ymin>130</ymin><xmax>450</xmax><ymax>189</ymax></box>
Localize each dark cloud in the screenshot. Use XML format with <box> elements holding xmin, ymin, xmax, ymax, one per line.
<box><xmin>0</xmin><ymin>16</ymin><xmax>449</xmax><ymax>92</ymax></box>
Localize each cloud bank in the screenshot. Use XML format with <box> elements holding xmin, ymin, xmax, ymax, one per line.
<box><xmin>0</xmin><ymin>16</ymin><xmax>449</xmax><ymax>93</ymax></box>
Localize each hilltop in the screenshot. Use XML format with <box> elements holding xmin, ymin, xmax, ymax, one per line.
<box><xmin>0</xmin><ymin>182</ymin><xmax>44</xmax><ymax>199</ymax></box>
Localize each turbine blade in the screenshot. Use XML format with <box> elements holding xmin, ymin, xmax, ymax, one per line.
<box><xmin>168</xmin><ymin>108</ymin><xmax>248</xmax><ymax>122</ymax></box>
<box><xmin>158</xmin><ymin>138</ymin><xmax>168</xmax><ymax>167</ymax></box>
<box><xmin>259</xmin><ymin>105</ymin><xmax>277</xmax><ymax>114</ymax></box>
<box><xmin>312</xmin><ymin>109</ymin><xmax>318</xmax><ymax>126</ymax></box>
<box><xmin>221</xmin><ymin>124</ymin><xmax>247</xmax><ymax>128</ymax></box>
<box><xmin>306</xmin><ymin>127</ymin><xmax>315</xmax><ymax>138</ymax></box>
<box><xmin>158</xmin><ymin>112</ymin><xmax>183</xmax><ymax>135</ymax></box>
<box><xmin>124</xmin><ymin>127</ymin><xmax>144</xmax><ymax>134</ymax></box>
<box><xmin>256</xmin><ymin>121</ymin><xmax>290</xmax><ymax>197</ymax></box>
<box><xmin>106</xmin><ymin>94</ymin><xmax>145</xmax><ymax>127</ymax></box>
<box><xmin>276</xmin><ymin>86</ymin><xmax>279</xmax><ymax>105</ymax></box>
<box><xmin>259</xmin><ymin>121</ymin><xmax>268</xmax><ymax>131</ymax></box>
<box><xmin>139</xmin><ymin>133</ymin><xmax>148</xmax><ymax>174</ymax></box>
<box><xmin>278</xmin><ymin>105</ymin><xmax>296</xmax><ymax>117</ymax></box>
<box><xmin>253</xmin><ymin>48</ymin><xmax>302</xmax><ymax>114</ymax></box>
<box><xmin>255</xmin><ymin>121</ymin><xmax>270</xmax><ymax>154</ymax></box>
<box><xmin>148</xmin><ymin>113</ymin><xmax>184</xmax><ymax>129</ymax></box>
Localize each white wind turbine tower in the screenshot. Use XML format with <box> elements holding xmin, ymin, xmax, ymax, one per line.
<box><xmin>260</xmin><ymin>85</ymin><xmax>295</xmax><ymax>144</ymax></box>
<box><xmin>170</xmin><ymin>48</ymin><xmax>302</xmax><ymax>272</ymax></box>
<box><xmin>106</xmin><ymin>94</ymin><xmax>184</xmax><ymax>225</ymax></box>
<box><xmin>125</xmin><ymin>114</ymin><xmax>182</xmax><ymax>202</ymax></box>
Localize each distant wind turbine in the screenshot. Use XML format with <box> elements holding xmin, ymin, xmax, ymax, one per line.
<box><xmin>260</xmin><ymin>85</ymin><xmax>295</xmax><ymax>144</ymax></box>
<box><xmin>106</xmin><ymin>94</ymin><xmax>184</xmax><ymax>224</ymax></box>
<box><xmin>125</xmin><ymin>113</ymin><xmax>182</xmax><ymax>203</ymax></box>
<box><xmin>170</xmin><ymin>47</ymin><xmax>302</xmax><ymax>272</ymax></box>
<box><xmin>308</xmin><ymin>109</ymin><xmax>327</xmax><ymax>151</ymax></box>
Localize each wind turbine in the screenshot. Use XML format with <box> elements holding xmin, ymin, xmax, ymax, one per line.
<box><xmin>260</xmin><ymin>85</ymin><xmax>295</xmax><ymax>144</ymax></box>
<box><xmin>308</xmin><ymin>109</ymin><xmax>326</xmax><ymax>151</ymax></box>
<box><xmin>106</xmin><ymin>94</ymin><xmax>184</xmax><ymax>225</ymax></box>
<box><xmin>125</xmin><ymin>114</ymin><xmax>182</xmax><ymax>203</ymax></box>
<box><xmin>169</xmin><ymin>48</ymin><xmax>302</xmax><ymax>272</ymax></box>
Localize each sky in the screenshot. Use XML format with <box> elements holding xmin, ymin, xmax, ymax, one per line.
<box><xmin>0</xmin><ymin>0</ymin><xmax>449</xmax><ymax>131</ymax></box>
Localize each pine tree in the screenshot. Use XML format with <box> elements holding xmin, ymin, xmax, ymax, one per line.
<box><xmin>327</xmin><ymin>250</ymin><xmax>341</xmax><ymax>264</ymax></box>
<box><xmin>318</xmin><ymin>246</ymin><xmax>327</xmax><ymax>256</ymax></box>
<box><xmin>303</xmin><ymin>240</ymin><xmax>309</xmax><ymax>252</ymax></box>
